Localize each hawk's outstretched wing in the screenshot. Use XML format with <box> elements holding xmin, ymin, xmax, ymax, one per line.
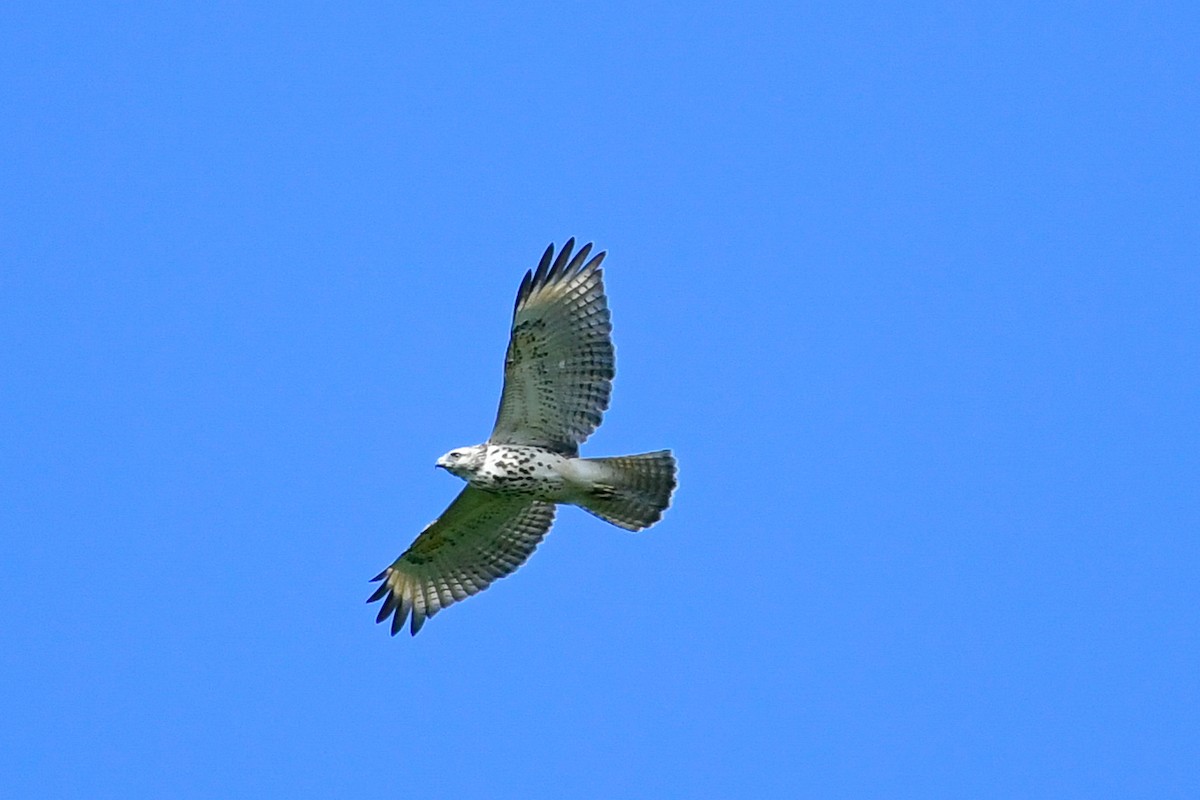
<box><xmin>489</xmin><ymin>239</ymin><xmax>613</xmax><ymax>455</ymax></box>
<box><xmin>368</xmin><ymin>487</ymin><xmax>556</xmax><ymax>636</ymax></box>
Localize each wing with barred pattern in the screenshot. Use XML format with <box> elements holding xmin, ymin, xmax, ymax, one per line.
<box><xmin>368</xmin><ymin>487</ymin><xmax>556</xmax><ymax>635</ymax></box>
<box><xmin>489</xmin><ymin>239</ymin><xmax>613</xmax><ymax>455</ymax></box>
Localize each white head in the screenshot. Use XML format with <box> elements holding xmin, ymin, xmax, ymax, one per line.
<box><xmin>435</xmin><ymin>444</ymin><xmax>487</xmax><ymax>479</ymax></box>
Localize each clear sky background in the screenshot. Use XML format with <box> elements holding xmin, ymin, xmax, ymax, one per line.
<box><xmin>2</xmin><ymin>3</ymin><xmax>1197</xmax><ymax>797</ymax></box>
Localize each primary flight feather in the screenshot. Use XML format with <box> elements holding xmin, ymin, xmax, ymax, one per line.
<box><xmin>369</xmin><ymin>239</ymin><xmax>678</xmax><ymax>635</ymax></box>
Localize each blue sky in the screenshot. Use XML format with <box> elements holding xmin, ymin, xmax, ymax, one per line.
<box><xmin>2</xmin><ymin>2</ymin><xmax>1197</xmax><ymax>797</ymax></box>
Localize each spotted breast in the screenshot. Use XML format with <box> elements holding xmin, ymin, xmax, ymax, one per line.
<box><xmin>467</xmin><ymin>444</ymin><xmax>570</xmax><ymax>497</ymax></box>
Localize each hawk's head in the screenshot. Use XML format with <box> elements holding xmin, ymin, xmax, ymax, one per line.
<box><xmin>435</xmin><ymin>444</ymin><xmax>487</xmax><ymax>479</ymax></box>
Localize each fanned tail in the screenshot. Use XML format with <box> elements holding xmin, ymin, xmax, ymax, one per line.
<box><xmin>576</xmin><ymin>450</ymin><xmax>677</xmax><ymax>531</ymax></box>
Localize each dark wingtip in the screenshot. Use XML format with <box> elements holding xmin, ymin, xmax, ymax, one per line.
<box><xmin>531</xmin><ymin>243</ymin><xmax>554</xmax><ymax>290</ymax></box>
<box><xmin>566</xmin><ymin>242</ymin><xmax>594</xmax><ymax>275</ymax></box>
<box><xmin>519</xmin><ymin>239</ymin><xmax>604</xmax><ymax>312</ymax></box>
<box><xmin>549</xmin><ymin>238</ymin><xmax>575</xmax><ymax>281</ymax></box>
<box><xmin>514</xmin><ymin>268</ymin><xmax>534</xmax><ymax>315</ymax></box>
<box><xmin>376</xmin><ymin>589</ymin><xmax>400</xmax><ymax>621</ymax></box>
<box><xmin>367</xmin><ymin>582</ymin><xmax>390</xmax><ymax>604</ymax></box>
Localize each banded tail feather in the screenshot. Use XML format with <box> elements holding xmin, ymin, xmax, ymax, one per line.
<box><xmin>577</xmin><ymin>450</ymin><xmax>677</xmax><ymax>531</ymax></box>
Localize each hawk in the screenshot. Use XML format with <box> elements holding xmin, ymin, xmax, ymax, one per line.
<box><xmin>369</xmin><ymin>239</ymin><xmax>678</xmax><ymax>636</ymax></box>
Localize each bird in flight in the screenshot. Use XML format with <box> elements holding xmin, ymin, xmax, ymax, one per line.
<box><xmin>369</xmin><ymin>239</ymin><xmax>677</xmax><ymax>636</ymax></box>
